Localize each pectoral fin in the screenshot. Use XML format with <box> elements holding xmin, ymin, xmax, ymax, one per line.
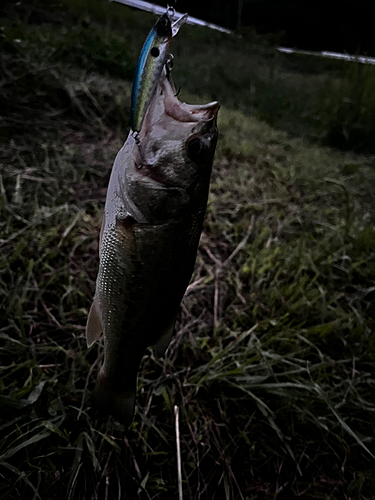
<box><xmin>153</xmin><ymin>318</ymin><xmax>175</xmax><ymax>358</ymax></box>
<box><xmin>86</xmin><ymin>296</ymin><xmax>102</xmax><ymax>347</ymax></box>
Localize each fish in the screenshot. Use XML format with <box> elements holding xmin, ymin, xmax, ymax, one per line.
<box><xmin>86</xmin><ymin>68</ymin><xmax>219</xmax><ymax>426</ymax></box>
<box><xmin>130</xmin><ymin>10</ymin><xmax>188</xmax><ymax>134</ymax></box>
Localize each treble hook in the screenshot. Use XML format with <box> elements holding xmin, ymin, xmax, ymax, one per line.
<box><xmin>165</xmin><ymin>53</ymin><xmax>174</xmax><ymax>78</ymax></box>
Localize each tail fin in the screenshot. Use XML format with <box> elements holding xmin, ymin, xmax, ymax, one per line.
<box><xmin>93</xmin><ymin>370</ymin><xmax>136</xmax><ymax>427</ymax></box>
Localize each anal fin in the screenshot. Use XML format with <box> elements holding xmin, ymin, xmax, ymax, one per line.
<box><xmin>86</xmin><ymin>296</ymin><xmax>102</xmax><ymax>347</ymax></box>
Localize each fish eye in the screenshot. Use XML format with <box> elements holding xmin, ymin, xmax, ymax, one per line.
<box><xmin>151</xmin><ymin>47</ymin><xmax>160</xmax><ymax>57</ymax></box>
<box><xmin>186</xmin><ymin>137</ymin><xmax>208</xmax><ymax>164</ymax></box>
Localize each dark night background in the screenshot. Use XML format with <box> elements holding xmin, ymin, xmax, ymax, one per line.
<box><xmin>159</xmin><ymin>0</ymin><xmax>375</xmax><ymax>56</ymax></box>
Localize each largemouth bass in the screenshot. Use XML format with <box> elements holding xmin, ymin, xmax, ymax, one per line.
<box><xmin>86</xmin><ymin>69</ymin><xmax>219</xmax><ymax>426</ymax></box>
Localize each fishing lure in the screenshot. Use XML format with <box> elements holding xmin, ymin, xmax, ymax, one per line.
<box><xmin>130</xmin><ymin>7</ymin><xmax>188</xmax><ymax>136</ymax></box>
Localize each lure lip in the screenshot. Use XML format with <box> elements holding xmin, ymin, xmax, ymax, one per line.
<box><xmin>171</xmin><ymin>13</ymin><xmax>188</xmax><ymax>37</ymax></box>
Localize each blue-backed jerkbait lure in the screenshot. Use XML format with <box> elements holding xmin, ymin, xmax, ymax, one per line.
<box><xmin>130</xmin><ymin>8</ymin><xmax>188</xmax><ymax>135</ymax></box>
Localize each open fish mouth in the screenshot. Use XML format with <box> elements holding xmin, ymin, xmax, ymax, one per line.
<box><xmin>138</xmin><ymin>68</ymin><xmax>219</xmax><ymax>147</ymax></box>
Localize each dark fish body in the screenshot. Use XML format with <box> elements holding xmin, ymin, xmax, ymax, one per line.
<box><xmin>86</xmin><ymin>71</ymin><xmax>219</xmax><ymax>425</ymax></box>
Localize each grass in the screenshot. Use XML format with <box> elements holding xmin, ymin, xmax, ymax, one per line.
<box><xmin>1</xmin><ymin>0</ymin><xmax>375</xmax><ymax>498</ymax></box>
